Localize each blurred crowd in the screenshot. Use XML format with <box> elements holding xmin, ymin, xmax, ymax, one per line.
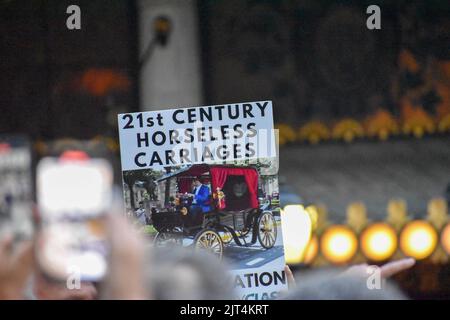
<box><xmin>0</xmin><ymin>206</ymin><xmax>415</xmax><ymax>300</ymax></box>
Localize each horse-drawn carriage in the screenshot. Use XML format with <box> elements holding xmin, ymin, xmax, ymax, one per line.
<box><xmin>151</xmin><ymin>164</ymin><xmax>277</xmax><ymax>259</ymax></box>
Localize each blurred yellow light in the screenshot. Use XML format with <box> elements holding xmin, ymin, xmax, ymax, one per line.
<box><xmin>303</xmin><ymin>234</ymin><xmax>319</xmax><ymax>264</ymax></box>
<box><xmin>305</xmin><ymin>205</ymin><xmax>319</xmax><ymax>231</ymax></box>
<box><xmin>360</xmin><ymin>223</ymin><xmax>397</xmax><ymax>261</ymax></box>
<box><xmin>320</xmin><ymin>225</ymin><xmax>358</xmax><ymax>264</ymax></box>
<box><xmin>400</xmin><ymin>220</ymin><xmax>438</xmax><ymax>260</ymax></box>
<box><xmin>281</xmin><ymin>205</ymin><xmax>312</xmax><ymax>264</ymax></box>
<box><xmin>441</xmin><ymin>223</ymin><xmax>450</xmax><ymax>255</ymax></box>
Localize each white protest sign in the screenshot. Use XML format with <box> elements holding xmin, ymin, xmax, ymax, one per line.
<box><xmin>118</xmin><ymin>101</ymin><xmax>276</xmax><ymax>171</ymax></box>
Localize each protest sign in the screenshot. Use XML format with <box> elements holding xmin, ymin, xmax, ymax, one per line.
<box><xmin>118</xmin><ymin>101</ymin><xmax>286</xmax><ymax>299</ymax></box>
<box><xmin>0</xmin><ymin>135</ymin><xmax>33</xmax><ymax>242</ymax></box>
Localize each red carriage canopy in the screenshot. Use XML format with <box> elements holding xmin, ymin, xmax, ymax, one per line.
<box><xmin>163</xmin><ymin>164</ymin><xmax>259</xmax><ymax>209</ymax></box>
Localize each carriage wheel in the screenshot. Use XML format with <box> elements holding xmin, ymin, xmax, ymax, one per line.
<box><xmin>193</xmin><ymin>229</ymin><xmax>224</xmax><ymax>260</ymax></box>
<box><xmin>153</xmin><ymin>232</ymin><xmax>182</xmax><ymax>247</ymax></box>
<box><xmin>257</xmin><ymin>212</ymin><xmax>277</xmax><ymax>249</ymax></box>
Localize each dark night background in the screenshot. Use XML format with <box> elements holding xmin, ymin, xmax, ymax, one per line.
<box><xmin>0</xmin><ymin>0</ymin><xmax>449</xmax><ymax>299</ymax></box>
<box><xmin>1</xmin><ymin>0</ymin><xmax>449</xmax><ymax>138</ymax></box>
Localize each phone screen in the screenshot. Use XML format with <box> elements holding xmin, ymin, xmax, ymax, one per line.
<box><xmin>36</xmin><ymin>155</ymin><xmax>113</xmax><ymax>282</ymax></box>
<box><xmin>0</xmin><ymin>136</ymin><xmax>33</xmax><ymax>242</ymax></box>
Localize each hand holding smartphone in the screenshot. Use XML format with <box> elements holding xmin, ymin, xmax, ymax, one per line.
<box><xmin>36</xmin><ymin>152</ymin><xmax>113</xmax><ymax>282</ymax></box>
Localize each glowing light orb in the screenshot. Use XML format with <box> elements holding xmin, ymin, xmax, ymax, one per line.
<box><xmin>400</xmin><ymin>220</ymin><xmax>438</xmax><ymax>260</ymax></box>
<box><xmin>281</xmin><ymin>205</ymin><xmax>312</xmax><ymax>265</ymax></box>
<box><xmin>321</xmin><ymin>225</ymin><xmax>358</xmax><ymax>264</ymax></box>
<box><xmin>440</xmin><ymin>223</ymin><xmax>450</xmax><ymax>255</ymax></box>
<box><xmin>360</xmin><ymin>223</ymin><xmax>397</xmax><ymax>261</ymax></box>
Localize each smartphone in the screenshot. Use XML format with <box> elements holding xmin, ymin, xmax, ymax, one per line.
<box><xmin>0</xmin><ymin>135</ymin><xmax>33</xmax><ymax>242</ymax></box>
<box><xmin>36</xmin><ymin>153</ymin><xmax>113</xmax><ymax>282</ymax></box>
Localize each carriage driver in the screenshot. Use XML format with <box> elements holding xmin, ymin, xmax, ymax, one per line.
<box><xmin>187</xmin><ymin>176</ymin><xmax>211</xmax><ymax>224</ymax></box>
